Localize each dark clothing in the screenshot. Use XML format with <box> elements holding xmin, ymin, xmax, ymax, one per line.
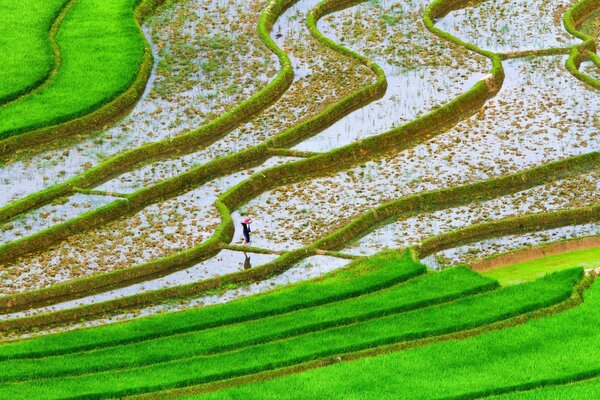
<box><xmin>242</xmin><ymin>222</ymin><xmax>251</xmax><ymax>244</ymax></box>
<box><xmin>243</xmin><ymin>254</ymin><xmax>252</xmax><ymax>270</ymax></box>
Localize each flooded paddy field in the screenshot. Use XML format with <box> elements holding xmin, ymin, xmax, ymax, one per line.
<box><xmin>0</xmin><ymin>0</ymin><xmax>598</xmax><ymax>382</ymax></box>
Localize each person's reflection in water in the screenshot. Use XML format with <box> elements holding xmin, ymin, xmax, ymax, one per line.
<box><xmin>243</xmin><ymin>252</ymin><xmax>252</xmax><ymax>270</ymax></box>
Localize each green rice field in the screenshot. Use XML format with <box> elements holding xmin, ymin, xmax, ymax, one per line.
<box><xmin>0</xmin><ymin>0</ymin><xmax>597</xmax><ymax>397</ymax></box>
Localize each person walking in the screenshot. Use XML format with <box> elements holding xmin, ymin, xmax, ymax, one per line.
<box><xmin>241</xmin><ymin>217</ymin><xmax>252</xmax><ymax>246</ymax></box>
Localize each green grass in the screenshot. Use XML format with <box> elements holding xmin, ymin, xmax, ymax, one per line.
<box><xmin>489</xmin><ymin>376</ymin><xmax>600</xmax><ymax>399</ymax></box>
<box><xmin>0</xmin><ymin>0</ymin><xmax>146</xmax><ymax>139</ymax></box>
<box><xmin>0</xmin><ymin>266</ymin><xmax>495</xmax><ymax>382</ymax></box>
<box><xmin>0</xmin><ymin>251</ymin><xmax>424</xmax><ymax>359</ymax></box>
<box><xmin>190</xmin><ymin>268</ymin><xmax>598</xmax><ymax>400</ymax></box>
<box><xmin>483</xmin><ymin>247</ymin><xmax>600</xmax><ymax>285</ymax></box>
<box><xmin>581</xmin><ymin>10</ymin><xmax>600</xmax><ymax>40</ymax></box>
<box><xmin>0</xmin><ymin>268</ymin><xmax>580</xmax><ymax>399</ymax></box>
<box><xmin>0</xmin><ymin>0</ymin><xmax>67</xmax><ymax>105</ymax></box>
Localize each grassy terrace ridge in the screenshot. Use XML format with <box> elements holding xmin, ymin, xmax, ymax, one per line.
<box><xmin>0</xmin><ymin>265</ymin><xmax>496</xmax><ymax>382</ymax></box>
<box><xmin>0</xmin><ymin>251</ymin><xmax>423</xmax><ymax>358</ymax></box>
<box><xmin>0</xmin><ymin>268</ymin><xmax>581</xmax><ymax>398</ymax></box>
<box><xmin>188</xmin><ymin>270</ymin><xmax>600</xmax><ymax>400</ymax></box>
<box><xmin>0</xmin><ymin>0</ymin><xmax>148</xmax><ymax>141</ymax></box>
<box><xmin>0</xmin><ymin>0</ymin><xmax>594</xmax><ymax>334</ymax></box>
<box><xmin>0</xmin><ymin>156</ymin><xmax>594</xmax><ymax>330</ymax></box>
<box><xmin>0</xmin><ymin>0</ymin><xmax>506</xmax><ymax>283</ymax></box>
<box><xmin>564</xmin><ymin>0</ymin><xmax>600</xmax><ymax>89</ymax></box>
<box><xmin>0</xmin><ymin>0</ymin><xmax>385</xmax><ymax>226</ymax></box>
<box><xmin>0</xmin><ymin>0</ymin><xmax>68</xmax><ymax>105</ymax></box>
<box><xmin>0</xmin><ymin>0</ymin><xmax>596</xmax><ymax>397</ymax></box>
<box><xmin>488</xmin><ymin>376</ymin><xmax>600</xmax><ymax>399</ymax></box>
<box><xmin>0</xmin><ymin>3</ymin><xmax>598</xmax><ymax>324</ymax></box>
<box><xmin>415</xmin><ymin>205</ymin><xmax>600</xmax><ymax>259</ymax></box>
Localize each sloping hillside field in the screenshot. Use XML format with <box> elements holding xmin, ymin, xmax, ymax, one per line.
<box><xmin>0</xmin><ymin>0</ymin><xmax>598</xmax><ymax>398</ymax></box>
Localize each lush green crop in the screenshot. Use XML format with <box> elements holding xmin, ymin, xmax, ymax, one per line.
<box><xmin>0</xmin><ymin>251</ymin><xmax>423</xmax><ymax>359</ymax></box>
<box><xmin>490</xmin><ymin>376</ymin><xmax>600</xmax><ymax>399</ymax></box>
<box><xmin>483</xmin><ymin>247</ymin><xmax>600</xmax><ymax>285</ymax></box>
<box><xmin>192</xmin><ymin>268</ymin><xmax>594</xmax><ymax>400</ymax></box>
<box><xmin>0</xmin><ymin>0</ymin><xmax>146</xmax><ymax>139</ymax></box>
<box><xmin>0</xmin><ymin>269</ymin><xmax>579</xmax><ymax>399</ymax></box>
<box><xmin>0</xmin><ymin>0</ymin><xmax>67</xmax><ymax>105</ymax></box>
<box><xmin>0</xmin><ymin>265</ymin><xmax>494</xmax><ymax>382</ymax></box>
<box><xmin>0</xmin><ymin>0</ymin><xmax>595</xmax><ymax>397</ymax></box>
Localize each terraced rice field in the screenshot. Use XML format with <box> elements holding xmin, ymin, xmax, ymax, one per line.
<box><xmin>0</xmin><ymin>0</ymin><xmax>598</xmax><ymax>397</ymax></box>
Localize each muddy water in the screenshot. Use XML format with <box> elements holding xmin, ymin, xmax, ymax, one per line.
<box><xmin>294</xmin><ymin>0</ymin><xmax>488</xmax><ymax>152</ymax></box>
<box><xmin>581</xmin><ymin>60</ymin><xmax>600</xmax><ymax>82</ymax></box>
<box><xmin>63</xmin><ymin>0</ymin><xmax>371</xmax><ymax>193</ymax></box>
<box><xmin>342</xmin><ymin>172</ymin><xmax>600</xmax><ymax>256</ymax></box>
<box><xmin>437</xmin><ymin>0</ymin><xmax>579</xmax><ymax>53</ymax></box>
<box><xmin>0</xmin><ymin>193</ymin><xmax>116</xmax><ymax>244</ymax></box>
<box><xmin>0</xmin><ymin>0</ymin><xmax>276</xmax><ymax>207</ymax></box>
<box><xmin>3</xmin><ymin>255</ymin><xmax>349</xmax><ymax>340</ymax></box>
<box><xmin>0</xmin><ymin>249</ymin><xmax>279</xmax><ymax>320</ymax></box>
<box><xmin>0</xmin><ymin>157</ymin><xmax>297</xmax><ymax>294</ymax></box>
<box><xmin>421</xmin><ymin>223</ymin><xmax>600</xmax><ymax>269</ymax></box>
<box><xmin>246</xmin><ymin>56</ymin><xmax>599</xmax><ymax>252</ymax></box>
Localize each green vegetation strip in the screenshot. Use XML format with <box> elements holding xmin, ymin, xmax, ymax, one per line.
<box><xmin>416</xmin><ymin>204</ymin><xmax>600</xmax><ymax>258</ymax></box>
<box><xmin>0</xmin><ymin>0</ymin><xmax>530</xmax><ymax>327</ymax></box>
<box><xmin>0</xmin><ymin>153</ymin><xmax>594</xmax><ymax>326</ymax></box>
<box><xmin>564</xmin><ymin>0</ymin><xmax>600</xmax><ymax>89</ymax></box>
<box><xmin>0</xmin><ymin>0</ymin><xmax>300</xmax><ymax>219</ymax></box>
<box><xmin>0</xmin><ymin>0</ymin><xmax>69</xmax><ymax>105</ymax></box>
<box><xmin>186</xmin><ymin>271</ymin><xmax>600</xmax><ymax>400</ymax></box>
<box><xmin>0</xmin><ymin>0</ymin><xmax>504</xmax><ymax>316</ymax></box>
<box><xmin>0</xmin><ymin>0</ymin><xmax>148</xmax><ymax>140</ymax></box>
<box><xmin>314</xmin><ymin>154</ymin><xmax>599</xmax><ymax>253</ymax></box>
<box><xmin>139</xmin><ymin>272</ymin><xmax>591</xmax><ymax>400</ymax></box>
<box><xmin>0</xmin><ymin>251</ymin><xmax>423</xmax><ymax>358</ymax></box>
<box><xmin>483</xmin><ymin>247</ymin><xmax>600</xmax><ymax>286</ymax></box>
<box><xmin>487</xmin><ymin>376</ymin><xmax>600</xmax><ymax>399</ymax></box>
<box><xmin>0</xmin><ymin>0</ymin><xmax>168</xmax><ymax>156</ymax></box>
<box><xmin>0</xmin><ymin>0</ymin><xmax>386</xmax><ymax>236</ymax></box>
<box><xmin>0</xmin><ymin>269</ymin><xmax>580</xmax><ymax>399</ymax></box>
<box><xmin>0</xmin><ymin>0</ymin><xmax>500</xmax><ymax>271</ymax></box>
<box><xmin>0</xmin><ymin>266</ymin><xmax>495</xmax><ymax>382</ymax></box>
